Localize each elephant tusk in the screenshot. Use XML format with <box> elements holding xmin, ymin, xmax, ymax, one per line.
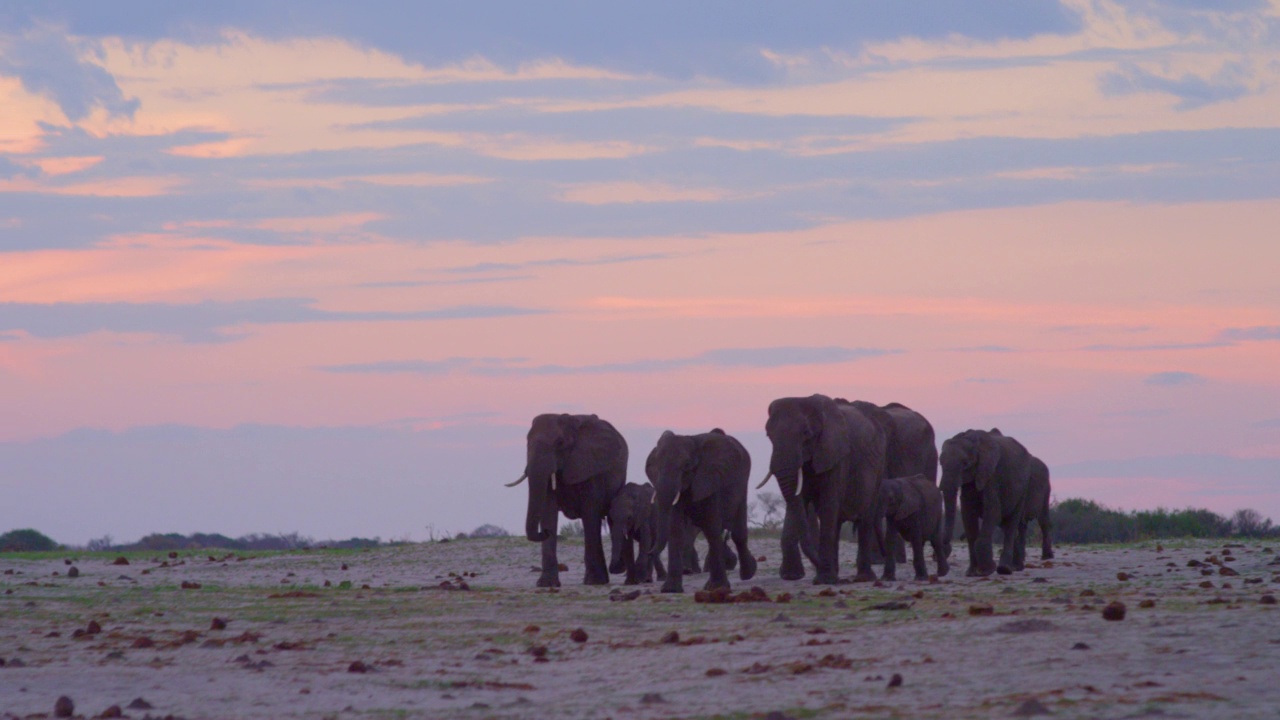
<box><xmin>672</xmin><ymin>489</ymin><xmax>681</xmax><ymax>506</ymax></box>
<box><xmin>551</xmin><ymin>471</ymin><xmax>557</xmax><ymax>491</ymax></box>
<box><xmin>756</xmin><ymin>471</ymin><xmax>775</xmax><ymax>490</ymax></box>
<box><xmin>505</xmin><ymin>473</ymin><xmax>528</xmax><ymax>487</ymax></box>
<box><xmin>797</xmin><ymin>466</ymin><xmax>804</xmax><ymax>496</ymax></box>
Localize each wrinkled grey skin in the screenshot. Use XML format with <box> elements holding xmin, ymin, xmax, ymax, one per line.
<box><xmin>840</xmin><ymin>400</ymin><xmax>938</xmax><ymax>564</ymax></box>
<box><xmin>876</xmin><ymin>474</ymin><xmax>949</xmax><ymax>581</ymax></box>
<box><xmin>940</xmin><ymin>428</ymin><xmax>1032</xmax><ymax>576</ymax></box>
<box><xmin>765</xmin><ymin>395</ymin><xmax>886</xmax><ymax>584</ymax></box>
<box><xmin>648</xmin><ymin>429</ymin><xmax>757</xmax><ymax>593</ymax></box>
<box><xmin>515</xmin><ymin>413</ymin><xmax>627</xmax><ymax>587</ymax></box>
<box><xmin>607</xmin><ymin>483</ymin><xmax>657</xmax><ymax>584</ymax></box>
<box><xmin>1019</xmin><ymin>456</ymin><xmax>1054</xmax><ymax>561</ymax></box>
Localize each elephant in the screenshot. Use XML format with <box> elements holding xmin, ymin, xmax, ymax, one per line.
<box><xmin>648</xmin><ymin>428</ymin><xmax>757</xmax><ymax>593</ymax></box>
<box><xmin>607</xmin><ymin>483</ymin><xmax>657</xmax><ymax>584</ymax></box>
<box><xmin>875</xmin><ymin>474</ymin><xmax>949</xmax><ymax>581</ymax></box>
<box><xmin>1020</xmin><ymin>455</ymin><xmax>1054</xmax><ymax>561</ymax></box>
<box><xmin>761</xmin><ymin>394</ymin><xmax>887</xmax><ymax>584</ymax></box>
<box><xmin>839</xmin><ymin>400</ymin><xmax>938</xmax><ymax>563</ymax></box>
<box><xmin>940</xmin><ymin>428</ymin><xmax>1033</xmax><ymax>576</ymax></box>
<box><xmin>508</xmin><ymin>413</ymin><xmax>627</xmax><ymax>587</ymax></box>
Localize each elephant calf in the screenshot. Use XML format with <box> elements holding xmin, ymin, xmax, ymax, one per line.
<box><xmin>607</xmin><ymin>483</ymin><xmax>657</xmax><ymax>584</ymax></box>
<box><xmin>1020</xmin><ymin>456</ymin><xmax>1053</xmax><ymax>563</ymax></box>
<box><xmin>877</xmin><ymin>474</ymin><xmax>949</xmax><ymax>581</ymax></box>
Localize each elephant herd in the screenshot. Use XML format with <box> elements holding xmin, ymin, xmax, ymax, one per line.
<box><xmin>506</xmin><ymin>394</ymin><xmax>1053</xmax><ymax>591</ymax></box>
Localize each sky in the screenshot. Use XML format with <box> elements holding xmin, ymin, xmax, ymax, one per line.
<box><xmin>2</xmin><ymin>0</ymin><xmax>1279</xmax><ymax>545</ymax></box>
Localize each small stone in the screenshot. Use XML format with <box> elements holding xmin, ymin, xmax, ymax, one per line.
<box><xmin>1219</xmin><ymin>566</ymin><xmax>1239</xmax><ymax>576</ymax></box>
<box><xmin>557</xmin><ymin>563</ymin><xmax>569</xmax><ymax>571</ymax></box>
<box><xmin>101</xmin><ymin>705</ymin><xmax>123</xmax><ymax>718</ymax></box>
<box><xmin>968</xmin><ymin>604</ymin><xmax>994</xmax><ymax>616</ymax></box>
<box><xmin>131</xmin><ymin>637</ymin><xmax>155</xmax><ymax>648</ymax></box>
<box><xmin>1079</xmin><ymin>589</ymin><xmax>1096</xmax><ymax>597</ymax></box>
<box><xmin>527</xmin><ymin>645</ymin><xmax>548</xmax><ymax>658</ymax></box>
<box><xmin>111</xmin><ymin>556</ymin><xmax>129</xmax><ymax>565</ymax></box>
<box><xmin>341</xmin><ymin>563</ymin><xmax>348</xmax><ymax>570</ymax></box>
<box><xmin>54</xmin><ymin>696</ymin><xmax>74</xmax><ymax>718</ymax></box>
<box><xmin>706</xmin><ymin>667</ymin><xmax>727</xmax><ymax>677</ymax></box>
<box><xmin>127</xmin><ymin>697</ymin><xmax>154</xmax><ymax>710</ymax></box>
<box><xmin>86</xmin><ymin>619</ymin><xmax>102</xmax><ymax>635</ymax></box>
<box><xmin>1011</xmin><ymin>698</ymin><xmax>1052</xmax><ymax>716</ymax></box>
<box><xmin>660</xmin><ymin>631</ymin><xmax>680</xmax><ymax>644</ymax></box>
<box><xmin>1261</xmin><ymin>594</ymin><xmax>1277</xmax><ymax>605</ymax></box>
<box><xmin>523</xmin><ymin>625</ymin><xmax>540</xmax><ymax>633</ymax></box>
<box><xmin>348</xmin><ymin>660</ymin><xmax>369</xmax><ymax>673</ymax></box>
<box><xmin>639</xmin><ymin>693</ymin><xmax>665</xmax><ymax>704</ymax></box>
<box><xmin>570</xmin><ymin>628</ymin><xmax>588</xmax><ymax>643</ymax></box>
<box><xmin>887</xmin><ymin>673</ymin><xmax>903</xmax><ymax>688</ymax></box>
<box><xmin>1139</xmin><ymin>599</ymin><xmax>1156</xmax><ymax>608</ymax></box>
<box><xmin>1199</xmin><ymin>580</ymin><xmax>1214</xmax><ymax>588</ymax></box>
<box><xmin>67</xmin><ymin>567</ymin><xmax>79</xmax><ymax>578</ymax></box>
<box><xmin>1101</xmin><ymin>601</ymin><xmax>1126</xmax><ymax>621</ymax></box>
<box><xmin>1116</xmin><ymin>572</ymin><xmax>1129</xmax><ymax>581</ymax></box>
<box><xmin>211</xmin><ymin>617</ymin><xmax>227</xmax><ymax>630</ymax></box>
<box><xmin>1071</xmin><ymin>642</ymin><xmax>1090</xmax><ymax>650</ymax></box>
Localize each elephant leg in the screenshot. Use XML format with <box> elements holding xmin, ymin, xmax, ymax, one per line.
<box><xmin>800</xmin><ymin>503</ymin><xmax>820</xmax><ymax>570</ymax></box>
<box><xmin>881</xmin><ymin>520</ymin><xmax>898</xmax><ymax>581</ymax></box>
<box><xmin>1040</xmin><ymin>515</ymin><xmax>1054</xmax><ymax>560</ymax></box>
<box><xmin>911</xmin><ymin>525</ymin><xmax>928</xmax><ymax>581</ymax></box>
<box><xmin>930</xmin><ymin>527</ymin><xmax>950</xmax><ymax>578</ymax></box>
<box><xmin>608</xmin><ymin>524</ymin><xmax>625</xmax><ymax>575</ymax></box>
<box><xmin>661</xmin><ymin>511</ymin><xmax>686</xmax><ymax>593</ymax></box>
<box><xmin>581</xmin><ymin>512</ymin><xmax>610</xmax><ymax>585</ymax></box>
<box><xmin>814</xmin><ymin>498</ymin><xmax>844</xmax><ymax>585</ymax></box>
<box><xmin>701</xmin><ymin>512</ymin><xmax>730</xmax><ymax>591</ymax></box>
<box><xmin>722</xmin><ymin>530</ymin><xmax>738</xmax><ymax>571</ymax></box>
<box><xmin>779</xmin><ymin>495</ymin><xmax>808</xmax><ymax>581</ymax></box>
<box><xmin>996</xmin><ymin>516</ymin><xmax>1019</xmax><ymax>575</ymax></box>
<box><xmin>1013</xmin><ymin>520</ymin><xmax>1028</xmax><ymax>571</ymax></box>
<box><xmin>652</xmin><ymin>548</ymin><xmax>667</xmax><ymax>581</ymax></box>
<box><xmin>622</xmin><ymin>536</ymin><xmax>639</xmax><ymax>585</ymax></box>
<box><xmin>731</xmin><ymin>507</ymin><xmax>757</xmax><ymax>581</ymax></box>
<box><xmin>852</xmin><ymin>515</ymin><xmax>876</xmax><ymax>583</ymax></box>
<box><xmin>537</xmin><ymin>533</ymin><xmax>561</xmax><ymax>588</ymax></box>
<box><xmin>684</xmin><ymin>537</ymin><xmax>701</xmax><ymax>575</ymax></box>
<box><xmin>963</xmin><ymin>492</ymin><xmax>991</xmax><ymax>576</ymax></box>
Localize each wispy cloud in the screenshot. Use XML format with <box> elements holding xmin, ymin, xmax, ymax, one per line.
<box><xmin>1083</xmin><ymin>341</ymin><xmax>1233</xmax><ymax>351</ymax></box>
<box><xmin>0</xmin><ymin>24</ymin><xmax>139</xmax><ymax>121</ymax></box>
<box><xmin>0</xmin><ymin>299</ymin><xmax>547</xmax><ymax>343</ymax></box>
<box><xmin>442</xmin><ymin>252</ymin><xmax>674</xmax><ymax>275</ymax></box>
<box><xmin>1218</xmin><ymin>326</ymin><xmax>1280</xmax><ymax>342</ymax></box>
<box><xmin>1144</xmin><ymin>371</ymin><xmax>1206</xmax><ymax>386</ymax></box>
<box><xmin>322</xmin><ymin>345</ymin><xmax>896</xmax><ymax>377</ymax></box>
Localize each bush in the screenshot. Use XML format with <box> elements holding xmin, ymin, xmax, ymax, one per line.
<box><xmin>469</xmin><ymin>524</ymin><xmax>510</xmax><ymax>538</ymax></box>
<box><xmin>1048</xmin><ymin>499</ymin><xmax>1272</xmax><ymax>543</ymax></box>
<box><xmin>0</xmin><ymin>528</ymin><xmax>58</xmax><ymax>552</ymax></box>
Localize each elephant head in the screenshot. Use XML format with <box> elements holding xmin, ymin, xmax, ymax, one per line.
<box><xmin>509</xmin><ymin>413</ymin><xmax>608</xmax><ymax>543</ymax></box>
<box><xmin>647</xmin><ymin>430</ymin><xmax>740</xmax><ymax>551</ymax></box>
<box><xmin>939</xmin><ymin>430</ymin><xmax>1001</xmax><ymax>552</ymax></box>
<box><xmin>877</xmin><ymin>476</ymin><xmax>920</xmax><ymax>523</ymax></box>
<box><xmin>762</xmin><ymin>395</ymin><xmax>850</xmax><ymax>500</ymax></box>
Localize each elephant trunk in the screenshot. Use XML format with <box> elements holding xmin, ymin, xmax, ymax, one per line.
<box><xmin>768</xmin><ymin>444</ymin><xmax>805</xmax><ymax>500</ymax></box>
<box><xmin>524</xmin><ymin>452</ymin><xmax>559</xmax><ymax>542</ymax></box>
<box><xmin>940</xmin><ymin>471</ymin><xmax>959</xmax><ymax>557</ymax></box>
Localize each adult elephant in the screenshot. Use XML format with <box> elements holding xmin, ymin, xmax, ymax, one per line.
<box><xmin>940</xmin><ymin>428</ymin><xmax>1033</xmax><ymax>576</ymax></box>
<box><xmin>761</xmin><ymin>394</ymin><xmax>887</xmax><ymax>584</ymax></box>
<box><xmin>508</xmin><ymin>413</ymin><xmax>627</xmax><ymax>587</ymax></box>
<box><xmin>841</xmin><ymin>400</ymin><xmax>938</xmax><ymax>562</ymax></box>
<box><xmin>648</xmin><ymin>429</ymin><xmax>757</xmax><ymax>593</ymax></box>
<box><xmin>1020</xmin><ymin>455</ymin><xmax>1054</xmax><ymax>562</ymax></box>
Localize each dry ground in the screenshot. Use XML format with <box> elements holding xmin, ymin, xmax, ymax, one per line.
<box><xmin>2</xmin><ymin>536</ymin><xmax>1279</xmax><ymax>719</ymax></box>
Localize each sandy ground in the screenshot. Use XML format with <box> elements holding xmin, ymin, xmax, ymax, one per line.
<box><xmin>2</xmin><ymin>536</ymin><xmax>1279</xmax><ymax>719</ymax></box>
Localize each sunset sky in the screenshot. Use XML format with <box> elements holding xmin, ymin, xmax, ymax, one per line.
<box><xmin>2</xmin><ymin>1</ymin><xmax>1279</xmax><ymax>545</ymax></box>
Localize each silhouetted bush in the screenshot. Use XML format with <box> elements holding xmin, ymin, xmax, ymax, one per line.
<box><xmin>469</xmin><ymin>524</ymin><xmax>510</xmax><ymax>538</ymax></box>
<box><xmin>0</xmin><ymin>528</ymin><xmax>58</xmax><ymax>552</ymax></box>
<box><xmin>1051</xmin><ymin>499</ymin><xmax>1275</xmax><ymax>543</ymax></box>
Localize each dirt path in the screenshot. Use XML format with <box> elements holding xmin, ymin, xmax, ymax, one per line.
<box><xmin>2</xmin><ymin>537</ymin><xmax>1278</xmax><ymax>719</ymax></box>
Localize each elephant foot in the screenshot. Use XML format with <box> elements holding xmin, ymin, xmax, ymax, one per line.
<box><xmin>850</xmin><ymin>571</ymin><xmax>878</xmax><ymax>583</ymax></box>
<box><xmin>1042</xmin><ymin>549</ymin><xmax>1055</xmax><ymax>560</ymax></box>
<box><xmin>936</xmin><ymin>560</ymin><xmax>950</xmax><ymax>578</ymax></box>
<box><xmin>623</xmin><ymin>576</ymin><xmax>639</xmax><ymax>586</ymax></box>
<box><xmin>739</xmin><ymin>553</ymin><xmax>758</xmax><ymax>581</ymax></box>
<box><xmin>780</xmin><ymin>554</ymin><xmax>806</xmax><ymax>581</ymax></box>
<box><xmin>881</xmin><ymin>569</ymin><xmax>897</xmax><ymax>582</ymax></box>
<box><xmin>966</xmin><ymin>565</ymin><xmax>993</xmax><ymax>578</ymax></box>
<box><xmin>536</xmin><ymin>574</ymin><xmax>561</xmax><ymax>588</ymax></box>
<box><xmin>813</xmin><ymin>572</ymin><xmax>840</xmax><ymax>585</ymax></box>
<box><xmin>583</xmin><ymin>574</ymin><xmax>610</xmax><ymax>586</ymax></box>
<box><xmin>703</xmin><ymin>578</ymin><xmax>730</xmax><ymax>592</ymax></box>
<box><xmin>914</xmin><ymin>573</ymin><xmax>929</xmax><ymax>582</ymax></box>
<box><xmin>661</xmin><ymin>580</ymin><xmax>683</xmax><ymax>594</ymax></box>
<box><xmin>608</xmin><ymin>561</ymin><xmax>624</xmax><ymax>575</ymax></box>
<box><xmin>996</xmin><ymin>564</ymin><xmax>1013</xmax><ymax>576</ymax></box>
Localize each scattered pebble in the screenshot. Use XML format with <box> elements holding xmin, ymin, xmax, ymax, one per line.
<box><xmin>53</xmin><ymin>696</ymin><xmax>74</xmax><ymax>718</ymax></box>
<box><xmin>1261</xmin><ymin>595</ymin><xmax>1277</xmax><ymax>605</ymax></box>
<box><xmin>211</xmin><ymin>617</ymin><xmax>227</xmax><ymax>630</ymax></box>
<box><xmin>1072</xmin><ymin>642</ymin><xmax>1090</xmax><ymax>650</ymax></box>
<box><xmin>347</xmin><ymin>660</ymin><xmax>369</xmax><ymax>673</ymax></box>
<box><xmin>1102</xmin><ymin>601</ymin><xmax>1127</xmax><ymax>621</ymax></box>
<box><xmin>127</xmin><ymin>697</ymin><xmax>153</xmax><ymax>710</ymax></box>
<box><xmin>660</xmin><ymin>631</ymin><xmax>680</xmax><ymax>644</ymax></box>
<box><xmin>111</xmin><ymin>557</ymin><xmax>129</xmax><ymax>566</ymax></box>
<box><xmin>67</xmin><ymin>567</ymin><xmax>79</xmax><ymax>578</ymax></box>
<box><xmin>887</xmin><ymin>673</ymin><xmax>903</xmax><ymax>688</ymax></box>
<box><xmin>570</xmin><ymin>628</ymin><xmax>588</xmax><ymax>643</ymax></box>
<box><xmin>706</xmin><ymin>667</ymin><xmax>727</xmax><ymax>677</ymax></box>
<box><xmin>968</xmin><ymin>604</ymin><xmax>994</xmax><ymax>616</ymax></box>
<box><xmin>1139</xmin><ymin>599</ymin><xmax>1156</xmax><ymax>608</ymax></box>
<box><xmin>101</xmin><ymin>705</ymin><xmax>123</xmax><ymax>718</ymax></box>
<box><xmin>1011</xmin><ymin>698</ymin><xmax>1052</xmax><ymax>716</ymax></box>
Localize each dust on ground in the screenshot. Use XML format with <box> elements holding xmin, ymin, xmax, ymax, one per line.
<box><xmin>2</xmin><ymin>537</ymin><xmax>1278</xmax><ymax>719</ymax></box>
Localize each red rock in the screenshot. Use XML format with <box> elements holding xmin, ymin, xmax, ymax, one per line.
<box><xmin>660</xmin><ymin>631</ymin><xmax>680</xmax><ymax>644</ymax></box>
<box><xmin>111</xmin><ymin>557</ymin><xmax>129</xmax><ymax>566</ymax></box>
<box><xmin>705</xmin><ymin>667</ymin><xmax>727</xmax><ymax>677</ymax></box>
<box><xmin>1102</xmin><ymin>601</ymin><xmax>1126</xmax><ymax>621</ymax></box>
<box><xmin>887</xmin><ymin>673</ymin><xmax>904</xmax><ymax>687</ymax></box>
<box><xmin>54</xmin><ymin>696</ymin><xmax>74</xmax><ymax>718</ymax></box>
<box><xmin>101</xmin><ymin>705</ymin><xmax>123</xmax><ymax>718</ymax></box>
<box><xmin>210</xmin><ymin>617</ymin><xmax>227</xmax><ymax>630</ymax></box>
<box><xmin>348</xmin><ymin>660</ymin><xmax>369</xmax><ymax>673</ymax></box>
<box><xmin>1261</xmin><ymin>594</ymin><xmax>1277</xmax><ymax>605</ymax></box>
<box><xmin>968</xmin><ymin>604</ymin><xmax>994</xmax><ymax>616</ymax></box>
<box><xmin>569</xmin><ymin>628</ymin><xmax>588</xmax><ymax>643</ymax></box>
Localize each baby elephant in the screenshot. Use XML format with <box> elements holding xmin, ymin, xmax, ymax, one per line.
<box><xmin>608</xmin><ymin>483</ymin><xmax>657</xmax><ymax>584</ymax></box>
<box><xmin>877</xmin><ymin>474</ymin><xmax>949</xmax><ymax>581</ymax></box>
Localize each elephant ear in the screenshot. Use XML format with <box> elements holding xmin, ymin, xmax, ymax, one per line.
<box><xmin>692</xmin><ymin>432</ymin><xmax>746</xmax><ymax>502</ymax></box>
<box><xmin>562</xmin><ymin>415</ymin><xmax>626</xmax><ymax>485</ymax></box>
<box><xmin>644</xmin><ymin>441</ymin><xmax>661</xmax><ymax>483</ymax></box>
<box><xmin>809</xmin><ymin>395</ymin><xmax>850</xmax><ymax>473</ymax></box>
<box><xmin>975</xmin><ymin>432</ymin><xmax>1001</xmax><ymax>492</ymax></box>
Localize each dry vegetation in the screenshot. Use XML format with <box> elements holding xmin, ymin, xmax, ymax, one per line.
<box><xmin>2</xmin><ymin>537</ymin><xmax>1279</xmax><ymax>719</ymax></box>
